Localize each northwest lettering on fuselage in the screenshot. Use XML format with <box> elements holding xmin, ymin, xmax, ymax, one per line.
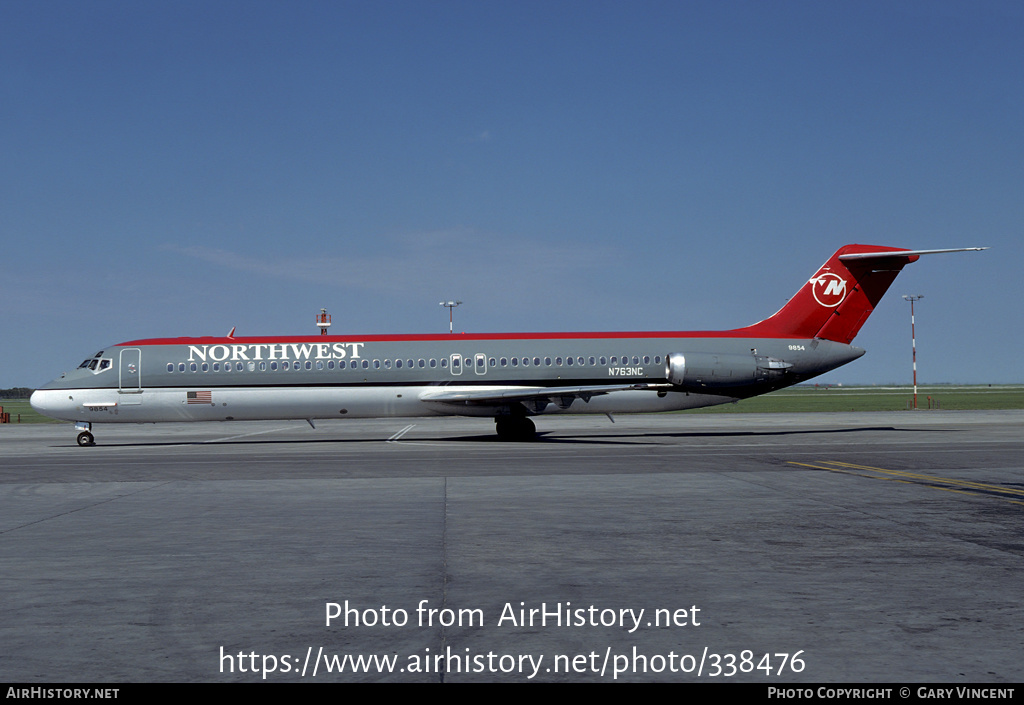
<box><xmin>188</xmin><ymin>342</ymin><xmax>366</xmax><ymax>363</ymax></box>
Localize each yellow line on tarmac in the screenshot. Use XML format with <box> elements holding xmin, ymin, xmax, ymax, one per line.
<box><xmin>788</xmin><ymin>460</ymin><xmax>1024</xmax><ymax>506</ymax></box>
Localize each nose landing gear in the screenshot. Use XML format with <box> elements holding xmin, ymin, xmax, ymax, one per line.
<box><xmin>75</xmin><ymin>422</ymin><xmax>95</xmax><ymax>446</ymax></box>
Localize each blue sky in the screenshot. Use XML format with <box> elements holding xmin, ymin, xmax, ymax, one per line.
<box><xmin>2</xmin><ymin>1</ymin><xmax>1020</xmax><ymax>388</ymax></box>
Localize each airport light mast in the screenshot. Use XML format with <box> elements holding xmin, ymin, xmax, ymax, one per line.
<box><xmin>902</xmin><ymin>295</ymin><xmax>923</xmax><ymax>409</ymax></box>
<box><xmin>316</xmin><ymin>308</ymin><xmax>332</xmax><ymax>336</ymax></box>
<box><xmin>439</xmin><ymin>300</ymin><xmax>462</xmax><ymax>334</ymax></box>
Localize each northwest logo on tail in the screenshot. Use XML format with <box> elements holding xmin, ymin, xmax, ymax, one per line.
<box><xmin>809</xmin><ymin>271</ymin><xmax>847</xmax><ymax>307</ymax></box>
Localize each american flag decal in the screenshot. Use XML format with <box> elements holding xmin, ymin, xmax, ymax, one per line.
<box><xmin>187</xmin><ymin>391</ymin><xmax>212</xmax><ymax>404</ymax></box>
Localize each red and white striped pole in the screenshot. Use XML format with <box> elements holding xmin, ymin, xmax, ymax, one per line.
<box><xmin>903</xmin><ymin>295</ymin><xmax>923</xmax><ymax>409</ymax></box>
<box><xmin>440</xmin><ymin>300</ymin><xmax>462</xmax><ymax>334</ymax></box>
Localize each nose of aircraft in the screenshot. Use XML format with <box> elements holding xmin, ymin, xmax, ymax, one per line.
<box><xmin>29</xmin><ymin>388</ymin><xmax>50</xmax><ymax>417</ymax></box>
<box><xmin>30</xmin><ymin>388</ymin><xmax>74</xmax><ymax>421</ymax></box>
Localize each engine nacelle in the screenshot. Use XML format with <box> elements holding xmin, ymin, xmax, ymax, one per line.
<box><xmin>665</xmin><ymin>352</ymin><xmax>758</xmax><ymax>388</ymax></box>
<box><xmin>665</xmin><ymin>352</ymin><xmax>774</xmax><ymax>389</ymax></box>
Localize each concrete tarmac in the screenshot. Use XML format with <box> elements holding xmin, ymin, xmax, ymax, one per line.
<box><xmin>1</xmin><ymin>411</ymin><xmax>1022</xmax><ymax>682</ymax></box>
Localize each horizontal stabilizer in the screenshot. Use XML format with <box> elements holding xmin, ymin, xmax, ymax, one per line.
<box><xmin>838</xmin><ymin>247</ymin><xmax>988</xmax><ymax>261</ymax></box>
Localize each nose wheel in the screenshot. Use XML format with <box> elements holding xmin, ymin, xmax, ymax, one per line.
<box><xmin>75</xmin><ymin>422</ymin><xmax>95</xmax><ymax>446</ymax></box>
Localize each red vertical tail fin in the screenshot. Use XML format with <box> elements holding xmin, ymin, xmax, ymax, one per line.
<box><xmin>736</xmin><ymin>244</ymin><xmax>919</xmax><ymax>343</ymax></box>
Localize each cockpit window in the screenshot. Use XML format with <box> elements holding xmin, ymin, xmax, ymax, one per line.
<box><xmin>80</xmin><ymin>358</ymin><xmax>112</xmax><ymax>373</ymax></box>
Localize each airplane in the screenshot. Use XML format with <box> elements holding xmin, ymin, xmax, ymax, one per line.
<box><xmin>31</xmin><ymin>244</ymin><xmax>985</xmax><ymax>446</ymax></box>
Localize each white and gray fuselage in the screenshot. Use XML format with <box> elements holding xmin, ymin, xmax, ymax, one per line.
<box><xmin>31</xmin><ymin>332</ymin><xmax>863</xmax><ymax>424</ymax></box>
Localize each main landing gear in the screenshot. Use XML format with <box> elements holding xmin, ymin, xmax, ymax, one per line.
<box><xmin>75</xmin><ymin>422</ymin><xmax>95</xmax><ymax>446</ymax></box>
<box><xmin>494</xmin><ymin>416</ymin><xmax>537</xmax><ymax>441</ymax></box>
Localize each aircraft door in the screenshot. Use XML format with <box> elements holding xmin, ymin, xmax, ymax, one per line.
<box><xmin>118</xmin><ymin>348</ymin><xmax>143</xmax><ymax>403</ymax></box>
<box><xmin>449</xmin><ymin>354</ymin><xmax>463</xmax><ymax>376</ymax></box>
<box><xmin>474</xmin><ymin>353</ymin><xmax>487</xmax><ymax>375</ymax></box>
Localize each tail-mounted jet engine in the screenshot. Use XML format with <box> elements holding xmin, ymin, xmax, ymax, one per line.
<box><xmin>665</xmin><ymin>352</ymin><xmax>791</xmax><ymax>390</ymax></box>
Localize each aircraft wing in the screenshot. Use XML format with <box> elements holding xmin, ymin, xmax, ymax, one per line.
<box><xmin>420</xmin><ymin>383</ymin><xmax>670</xmax><ymax>409</ymax></box>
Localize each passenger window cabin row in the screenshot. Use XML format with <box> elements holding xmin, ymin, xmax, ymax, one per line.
<box><xmin>166</xmin><ymin>354</ymin><xmax>661</xmax><ymax>374</ymax></box>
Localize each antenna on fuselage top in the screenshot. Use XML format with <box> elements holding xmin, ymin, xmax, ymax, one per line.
<box><xmin>227</xmin><ymin>326</ymin><xmax>236</xmax><ymax>338</ymax></box>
